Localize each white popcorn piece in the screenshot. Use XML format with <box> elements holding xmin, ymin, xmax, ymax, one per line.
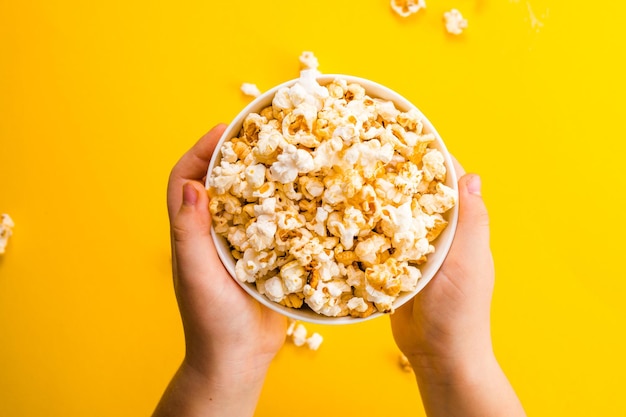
<box><xmin>241</xmin><ymin>82</ymin><xmax>262</xmax><ymax>98</ymax></box>
<box><xmin>291</xmin><ymin>323</ymin><xmax>308</xmax><ymax>347</ymax></box>
<box><xmin>0</xmin><ymin>214</ymin><xmax>15</xmax><ymax>255</ymax></box>
<box><xmin>347</xmin><ymin>297</ymin><xmax>369</xmax><ymax>313</ymax></box>
<box><xmin>313</xmin><ymin>136</ymin><xmax>344</xmax><ymax>171</ymax></box>
<box><xmin>286</xmin><ymin>319</ymin><xmax>297</xmax><ymax>336</ymax></box>
<box><xmin>354</xmin><ymin>234</ymin><xmax>391</xmax><ymax>267</ymax></box>
<box><xmin>246</xmin><ymin>215</ymin><xmax>277</xmax><ymax>252</ymax></box>
<box><xmin>251</xmin><ymin>181</ymin><xmax>276</xmax><ymax>199</ymax></box>
<box><xmin>208</xmin><ymin>55</ymin><xmax>457</xmax><ymax>318</ymax></box>
<box><xmin>399</xmin><ymin>264</ymin><xmax>421</xmax><ymax>292</ymax></box>
<box><xmin>326</xmin><ymin>206</ymin><xmax>366</xmax><ymax>250</ymax></box>
<box><xmin>390</xmin><ymin>0</ymin><xmax>426</xmax><ymax>18</ymax></box>
<box><xmin>244</xmin><ymin>164</ymin><xmax>267</xmax><ymax>189</ymax></box>
<box><xmin>282</xmin><ymin>103</ymin><xmax>320</xmax><ymax>147</ymax></box>
<box><xmin>220</xmin><ymin>141</ymin><xmax>239</xmax><ymax>163</ymax></box>
<box><xmin>303</xmin><ymin>279</ymin><xmax>351</xmax><ymax>317</ymax></box>
<box><xmin>298</xmin><ymin>69</ymin><xmax>328</xmax><ymax>108</ymax></box>
<box><xmin>280</xmin><ymin>260</ymin><xmax>307</xmax><ymax>293</ymax></box>
<box><xmin>418</xmin><ymin>182</ymin><xmax>458</xmax><ymax>215</ymax></box>
<box><xmin>207</xmin><ymin>161</ymin><xmax>245</xmax><ymax>195</ymax></box>
<box><xmin>365</xmin><ymin>284</ymin><xmax>396</xmax><ymax>313</ymax></box>
<box><xmin>300</xmin><ymin>176</ymin><xmax>325</xmax><ymax>199</ymax></box>
<box><xmin>299</xmin><ymin>51</ymin><xmax>319</xmax><ymax>71</ymax></box>
<box><xmin>306</xmin><ymin>332</ymin><xmax>324</xmax><ymax>351</ymax></box>
<box><xmin>363</xmin><ymin>258</ymin><xmax>404</xmax><ymax>312</ymax></box>
<box><xmin>443</xmin><ymin>9</ymin><xmax>468</xmax><ymax>35</ymax></box>
<box><xmin>380</xmin><ymin>201</ymin><xmax>413</xmax><ymax>237</ymax></box>
<box><xmin>395</xmin><ymin>162</ymin><xmax>423</xmax><ymax>195</ymax></box>
<box><xmin>269</xmin><ymin>144</ymin><xmax>315</xmax><ymax>184</ymax></box>
<box><xmin>376</xmin><ymin>99</ymin><xmax>401</xmax><ymax>121</ymax></box>
<box><xmin>286</xmin><ymin>319</ymin><xmax>324</xmax><ymax>350</ymax></box>
<box><xmin>264</xmin><ymin>275</ymin><xmax>286</xmax><ymax>302</ymax></box>
<box><xmin>255</xmin><ymin>124</ymin><xmax>286</xmax><ymax>161</ymax></box>
<box><xmin>235</xmin><ymin>248</ymin><xmax>277</xmax><ymax>283</ymax></box>
<box><xmin>347</xmin><ymin>140</ymin><xmax>395</xmax><ymax>179</ymax></box>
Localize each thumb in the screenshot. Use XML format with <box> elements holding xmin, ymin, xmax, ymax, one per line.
<box><xmin>445</xmin><ymin>174</ymin><xmax>492</xmax><ymax>272</ymax></box>
<box><xmin>171</xmin><ymin>181</ymin><xmax>223</xmax><ymax>287</ymax></box>
<box><xmin>458</xmin><ymin>173</ymin><xmax>489</xmax><ymax>232</ymax></box>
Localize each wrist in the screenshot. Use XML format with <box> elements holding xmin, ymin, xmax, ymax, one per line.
<box><xmin>408</xmin><ymin>346</ymin><xmax>498</xmax><ymax>387</ymax></box>
<box><xmin>182</xmin><ymin>350</ymin><xmax>272</xmax><ymax>389</ymax></box>
<box><xmin>397</xmin><ymin>319</ymin><xmax>495</xmax><ymax>387</ymax></box>
<box><xmin>152</xmin><ymin>358</ymin><xmax>270</xmax><ymax>417</ymax></box>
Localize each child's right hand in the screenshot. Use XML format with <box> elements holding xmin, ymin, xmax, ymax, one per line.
<box><xmin>391</xmin><ymin>160</ymin><xmax>494</xmax><ymax>380</ymax></box>
<box><xmin>390</xmin><ymin>160</ymin><xmax>526</xmax><ymax>417</ymax></box>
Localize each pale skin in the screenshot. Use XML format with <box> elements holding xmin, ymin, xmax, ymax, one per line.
<box><xmin>152</xmin><ymin>124</ymin><xmax>526</xmax><ymax>417</ymax></box>
<box><xmin>390</xmin><ymin>161</ymin><xmax>527</xmax><ymax>417</ymax></box>
<box><xmin>154</xmin><ymin>123</ymin><xmax>287</xmax><ymax>417</ymax></box>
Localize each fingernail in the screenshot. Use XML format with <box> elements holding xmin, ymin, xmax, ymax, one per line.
<box><xmin>467</xmin><ymin>174</ymin><xmax>482</xmax><ymax>196</ymax></box>
<box><xmin>182</xmin><ymin>182</ymin><xmax>198</xmax><ymax>206</ymax></box>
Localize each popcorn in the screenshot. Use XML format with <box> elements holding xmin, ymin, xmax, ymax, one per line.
<box><xmin>303</xmin><ymin>279</ymin><xmax>351</xmax><ymax>317</ymax></box>
<box><xmin>264</xmin><ymin>275</ymin><xmax>286</xmax><ymax>302</ymax></box>
<box><xmin>390</xmin><ymin>0</ymin><xmax>426</xmax><ymax>18</ymax></box>
<box><xmin>354</xmin><ymin>234</ymin><xmax>391</xmax><ymax>267</ymax></box>
<box><xmin>306</xmin><ymin>332</ymin><xmax>324</xmax><ymax>350</ymax></box>
<box><xmin>443</xmin><ymin>9</ymin><xmax>468</xmax><ymax>35</ymax></box>
<box><xmin>245</xmin><ymin>215</ymin><xmax>277</xmax><ymax>252</ymax></box>
<box><xmin>208</xmin><ymin>161</ymin><xmax>245</xmax><ymax>195</ymax></box>
<box><xmin>0</xmin><ymin>214</ymin><xmax>14</xmax><ymax>254</ymax></box>
<box><xmin>288</xmin><ymin>321</ymin><xmax>309</xmax><ymax>347</ymax></box>
<box><xmin>346</xmin><ymin>296</ymin><xmax>375</xmax><ymax>318</ymax></box>
<box><xmin>418</xmin><ymin>182</ymin><xmax>457</xmax><ymax>215</ymax></box>
<box><xmin>399</xmin><ymin>353</ymin><xmax>413</xmax><ymax>372</ymax></box>
<box><xmin>268</xmin><ymin>144</ymin><xmax>315</xmax><ymax>184</ymax></box>
<box><xmin>241</xmin><ymin>83</ymin><xmax>262</xmax><ymax>98</ymax></box>
<box><xmin>299</xmin><ymin>51</ymin><xmax>319</xmax><ymax>71</ymax></box>
<box><xmin>236</xmin><ymin>248</ymin><xmax>277</xmax><ymax>283</ymax></box>
<box><xmin>280</xmin><ymin>260</ymin><xmax>307</xmax><ymax>293</ymax></box>
<box><xmin>244</xmin><ymin>164</ymin><xmax>266</xmax><ymax>189</ymax></box>
<box><xmin>286</xmin><ymin>319</ymin><xmax>324</xmax><ymax>350</ymax></box>
<box><xmin>208</xmin><ymin>64</ymin><xmax>457</xmax><ymax>318</ymax></box>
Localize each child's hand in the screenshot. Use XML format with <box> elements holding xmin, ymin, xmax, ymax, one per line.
<box><xmin>390</xmin><ymin>159</ymin><xmax>526</xmax><ymax>417</ymax></box>
<box><xmin>391</xmin><ymin>159</ymin><xmax>494</xmax><ymax>378</ymax></box>
<box><xmin>154</xmin><ymin>125</ymin><xmax>287</xmax><ymax>417</ymax></box>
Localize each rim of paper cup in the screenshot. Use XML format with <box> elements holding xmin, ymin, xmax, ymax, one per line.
<box><xmin>205</xmin><ymin>74</ymin><xmax>458</xmax><ymax>325</ymax></box>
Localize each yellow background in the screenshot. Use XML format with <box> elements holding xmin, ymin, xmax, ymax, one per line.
<box><xmin>2</xmin><ymin>0</ymin><xmax>625</xmax><ymax>415</ymax></box>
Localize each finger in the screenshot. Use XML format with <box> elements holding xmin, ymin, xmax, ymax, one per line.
<box><xmin>168</xmin><ymin>124</ymin><xmax>227</xmax><ymax>218</ymax></box>
<box><xmin>171</xmin><ymin>124</ymin><xmax>227</xmax><ymax>182</ymax></box>
<box><xmin>443</xmin><ymin>173</ymin><xmax>492</xmax><ymax>275</ymax></box>
<box><xmin>171</xmin><ymin>181</ymin><xmax>230</xmax><ymax>292</ymax></box>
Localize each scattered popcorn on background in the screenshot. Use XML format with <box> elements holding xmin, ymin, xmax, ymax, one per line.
<box><xmin>208</xmin><ymin>52</ymin><xmax>457</xmax><ymax>318</ymax></box>
<box><xmin>286</xmin><ymin>319</ymin><xmax>324</xmax><ymax>350</ymax></box>
<box><xmin>398</xmin><ymin>353</ymin><xmax>413</xmax><ymax>372</ymax></box>
<box><xmin>443</xmin><ymin>9</ymin><xmax>468</xmax><ymax>35</ymax></box>
<box><xmin>0</xmin><ymin>213</ymin><xmax>15</xmax><ymax>255</ymax></box>
<box><xmin>390</xmin><ymin>0</ymin><xmax>426</xmax><ymax>18</ymax></box>
<box><xmin>389</xmin><ymin>1</ymin><xmax>472</xmax><ymax>36</ymax></box>
<box><xmin>241</xmin><ymin>83</ymin><xmax>262</xmax><ymax>98</ymax></box>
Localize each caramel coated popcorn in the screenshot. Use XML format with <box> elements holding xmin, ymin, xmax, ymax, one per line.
<box><xmin>390</xmin><ymin>0</ymin><xmax>426</xmax><ymax>17</ymax></box>
<box><xmin>208</xmin><ymin>69</ymin><xmax>456</xmax><ymax>318</ymax></box>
